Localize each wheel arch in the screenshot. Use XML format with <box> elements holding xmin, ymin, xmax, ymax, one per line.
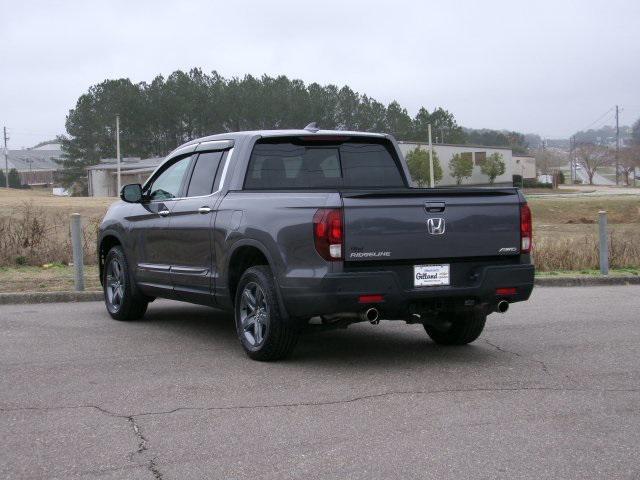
<box><xmin>98</xmin><ymin>231</ymin><xmax>124</xmax><ymax>285</ymax></box>
<box><xmin>224</xmin><ymin>239</ymin><xmax>289</xmax><ymax>319</ymax></box>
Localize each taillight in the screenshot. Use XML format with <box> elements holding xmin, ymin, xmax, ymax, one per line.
<box><xmin>520</xmin><ymin>203</ymin><xmax>532</xmax><ymax>254</ymax></box>
<box><xmin>313</xmin><ymin>208</ymin><xmax>343</xmax><ymax>260</ymax></box>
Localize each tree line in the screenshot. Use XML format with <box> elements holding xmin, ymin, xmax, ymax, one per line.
<box><xmin>58</xmin><ymin>68</ymin><xmax>529</xmax><ymax>187</ymax></box>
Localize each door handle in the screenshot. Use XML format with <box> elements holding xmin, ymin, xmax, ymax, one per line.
<box><xmin>425</xmin><ymin>202</ymin><xmax>445</xmax><ymax>213</ymax></box>
<box><xmin>158</xmin><ymin>209</ymin><xmax>170</xmax><ymax>217</ymax></box>
<box><xmin>198</xmin><ymin>206</ymin><xmax>212</xmax><ymax>214</ymax></box>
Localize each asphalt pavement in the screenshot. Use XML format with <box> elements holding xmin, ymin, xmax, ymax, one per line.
<box><xmin>1</xmin><ymin>286</ymin><xmax>639</xmax><ymax>479</ymax></box>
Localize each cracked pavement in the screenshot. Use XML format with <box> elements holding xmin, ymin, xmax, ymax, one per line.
<box><xmin>1</xmin><ymin>286</ymin><xmax>639</xmax><ymax>479</ymax></box>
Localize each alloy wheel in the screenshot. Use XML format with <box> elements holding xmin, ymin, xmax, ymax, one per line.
<box><xmin>106</xmin><ymin>258</ymin><xmax>125</xmax><ymax>312</ymax></box>
<box><xmin>239</xmin><ymin>281</ymin><xmax>269</xmax><ymax>347</ymax></box>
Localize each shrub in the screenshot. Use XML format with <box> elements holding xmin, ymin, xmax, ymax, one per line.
<box><xmin>406</xmin><ymin>147</ymin><xmax>443</xmax><ymax>187</ymax></box>
<box><xmin>449</xmin><ymin>153</ymin><xmax>474</xmax><ymax>185</ymax></box>
<box><xmin>512</xmin><ymin>174</ymin><xmax>523</xmax><ymax>188</ymax></box>
<box><xmin>523</xmin><ymin>179</ymin><xmax>552</xmax><ymax>188</ymax></box>
<box><xmin>0</xmin><ymin>202</ymin><xmax>100</xmax><ymax>267</ymax></box>
<box><xmin>8</xmin><ymin>168</ymin><xmax>21</xmax><ymax>189</ymax></box>
<box><xmin>533</xmin><ymin>231</ymin><xmax>640</xmax><ymax>271</ymax></box>
<box><xmin>557</xmin><ymin>170</ymin><xmax>566</xmax><ymax>184</ymax></box>
<box><xmin>481</xmin><ymin>152</ymin><xmax>505</xmax><ymax>184</ymax></box>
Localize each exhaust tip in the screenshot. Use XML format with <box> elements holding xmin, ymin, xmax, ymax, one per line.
<box><xmin>497</xmin><ymin>300</ymin><xmax>509</xmax><ymax>313</ymax></box>
<box><xmin>365</xmin><ymin>308</ymin><xmax>380</xmax><ymax>324</ymax></box>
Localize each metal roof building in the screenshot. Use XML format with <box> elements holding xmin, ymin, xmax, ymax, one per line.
<box><xmin>5</xmin><ymin>143</ymin><xmax>63</xmax><ymax>185</ymax></box>
<box><xmin>87</xmin><ymin>157</ymin><xmax>164</xmax><ymax>196</ymax></box>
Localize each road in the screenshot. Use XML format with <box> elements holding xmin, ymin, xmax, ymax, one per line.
<box><xmin>1</xmin><ymin>286</ymin><xmax>639</xmax><ymax>479</ymax></box>
<box><xmin>562</xmin><ymin>162</ymin><xmax>615</xmax><ymax>186</ymax></box>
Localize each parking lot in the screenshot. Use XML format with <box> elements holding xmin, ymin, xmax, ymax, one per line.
<box><xmin>1</xmin><ymin>285</ymin><xmax>639</xmax><ymax>479</ymax></box>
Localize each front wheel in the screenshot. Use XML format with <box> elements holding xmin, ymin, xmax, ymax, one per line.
<box><xmin>103</xmin><ymin>246</ymin><xmax>148</xmax><ymax>321</ymax></box>
<box><xmin>423</xmin><ymin>309</ymin><xmax>486</xmax><ymax>345</ymax></box>
<box><xmin>234</xmin><ymin>266</ymin><xmax>298</xmax><ymax>361</ymax></box>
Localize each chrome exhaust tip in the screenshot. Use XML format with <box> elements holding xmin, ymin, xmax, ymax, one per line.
<box><xmin>362</xmin><ymin>308</ymin><xmax>380</xmax><ymax>324</ymax></box>
<box><xmin>496</xmin><ymin>300</ymin><xmax>509</xmax><ymax>313</ymax></box>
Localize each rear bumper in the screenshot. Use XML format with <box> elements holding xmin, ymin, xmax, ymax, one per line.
<box><xmin>280</xmin><ymin>263</ymin><xmax>535</xmax><ymax>319</ymax></box>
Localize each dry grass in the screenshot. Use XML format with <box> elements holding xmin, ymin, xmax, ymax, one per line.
<box><xmin>533</xmin><ymin>226</ymin><xmax>640</xmax><ymax>271</ymax></box>
<box><xmin>0</xmin><ymin>188</ymin><xmax>638</xmax><ymax>274</ymax></box>
<box><xmin>528</xmin><ymin>196</ymin><xmax>640</xmax><ymax>224</ymax></box>
<box><xmin>0</xmin><ymin>265</ymin><xmax>101</xmax><ymax>293</ymax></box>
<box><xmin>0</xmin><ymin>189</ymin><xmax>113</xmax><ymax>267</ymax></box>
<box><xmin>529</xmin><ymin>196</ymin><xmax>640</xmax><ymax>271</ymax></box>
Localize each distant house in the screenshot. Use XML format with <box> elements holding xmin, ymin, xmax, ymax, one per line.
<box><xmin>513</xmin><ymin>155</ymin><xmax>537</xmax><ymax>180</ymax></box>
<box><xmin>5</xmin><ymin>141</ymin><xmax>63</xmax><ymax>186</ymax></box>
<box><xmin>87</xmin><ymin>157</ymin><xmax>163</xmax><ymax>196</ymax></box>
<box><xmin>397</xmin><ymin>142</ymin><xmax>514</xmax><ymax>186</ymax></box>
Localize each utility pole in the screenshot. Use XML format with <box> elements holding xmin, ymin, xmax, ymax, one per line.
<box><xmin>116</xmin><ymin>114</ymin><xmax>121</xmax><ymax>195</ymax></box>
<box><xmin>615</xmin><ymin>105</ymin><xmax>620</xmax><ymax>186</ymax></box>
<box><xmin>3</xmin><ymin>127</ymin><xmax>8</xmax><ymax>189</ymax></box>
<box><xmin>428</xmin><ymin>124</ymin><xmax>434</xmax><ymax>188</ymax></box>
<box><xmin>569</xmin><ymin>135</ymin><xmax>575</xmax><ymax>183</ymax></box>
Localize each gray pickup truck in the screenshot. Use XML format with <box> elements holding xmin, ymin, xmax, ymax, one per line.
<box><xmin>98</xmin><ymin>126</ymin><xmax>534</xmax><ymax>360</ymax></box>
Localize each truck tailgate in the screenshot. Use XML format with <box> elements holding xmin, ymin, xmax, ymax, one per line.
<box><xmin>342</xmin><ymin>189</ymin><xmax>522</xmax><ymax>261</ymax></box>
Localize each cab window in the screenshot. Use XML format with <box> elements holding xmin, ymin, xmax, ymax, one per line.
<box><xmin>147</xmin><ymin>156</ymin><xmax>192</xmax><ymax>201</ymax></box>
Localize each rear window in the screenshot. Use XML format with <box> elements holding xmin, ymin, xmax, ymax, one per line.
<box><xmin>244</xmin><ymin>139</ymin><xmax>405</xmax><ymax>190</ymax></box>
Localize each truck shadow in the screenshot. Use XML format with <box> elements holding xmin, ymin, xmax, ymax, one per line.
<box><xmin>142</xmin><ymin>301</ymin><xmax>500</xmax><ymax>369</ymax></box>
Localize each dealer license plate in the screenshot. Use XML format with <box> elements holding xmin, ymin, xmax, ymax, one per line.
<box><xmin>414</xmin><ymin>264</ymin><xmax>450</xmax><ymax>287</ymax></box>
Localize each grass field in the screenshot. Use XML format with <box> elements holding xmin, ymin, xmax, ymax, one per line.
<box><xmin>0</xmin><ymin>189</ymin><xmax>114</xmax><ymax>267</ymax></box>
<box><xmin>0</xmin><ymin>264</ymin><xmax>101</xmax><ymax>293</ymax></box>
<box><xmin>0</xmin><ymin>187</ymin><xmax>114</xmax><ymax>216</ymax></box>
<box><xmin>0</xmin><ymin>188</ymin><xmax>638</xmax><ymax>292</ymax></box>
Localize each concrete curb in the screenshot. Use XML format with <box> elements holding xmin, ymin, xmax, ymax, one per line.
<box><xmin>0</xmin><ymin>291</ymin><xmax>103</xmax><ymax>305</ymax></box>
<box><xmin>535</xmin><ymin>276</ymin><xmax>640</xmax><ymax>287</ymax></box>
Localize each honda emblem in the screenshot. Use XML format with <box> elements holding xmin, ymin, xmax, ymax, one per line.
<box><xmin>427</xmin><ymin>217</ymin><xmax>446</xmax><ymax>235</ymax></box>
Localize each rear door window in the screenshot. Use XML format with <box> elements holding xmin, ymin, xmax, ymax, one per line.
<box><xmin>244</xmin><ymin>139</ymin><xmax>404</xmax><ymax>189</ymax></box>
<box><xmin>186</xmin><ymin>151</ymin><xmax>224</xmax><ymax>197</ymax></box>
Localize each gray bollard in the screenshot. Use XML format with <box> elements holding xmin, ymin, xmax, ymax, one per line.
<box><xmin>70</xmin><ymin>213</ymin><xmax>85</xmax><ymax>291</ymax></box>
<box><xmin>598</xmin><ymin>210</ymin><xmax>609</xmax><ymax>275</ymax></box>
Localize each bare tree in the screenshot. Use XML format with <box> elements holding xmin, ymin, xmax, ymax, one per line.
<box><xmin>535</xmin><ymin>149</ymin><xmax>566</xmax><ymax>175</ymax></box>
<box><xmin>619</xmin><ymin>146</ymin><xmax>640</xmax><ymax>186</ymax></box>
<box><xmin>575</xmin><ymin>144</ymin><xmax>612</xmax><ymax>185</ymax></box>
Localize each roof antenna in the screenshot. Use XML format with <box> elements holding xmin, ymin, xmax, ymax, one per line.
<box><xmin>304</xmin><ymin>122</ymin><xmax>320</xmax><ymax>133</ymax></box>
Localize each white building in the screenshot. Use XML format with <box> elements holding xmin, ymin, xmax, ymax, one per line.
<box><xmin>87</xmin><ymin>157</ymin><xmax>162</xmax><ymax>196</ymax></box>
<box><xmin>513</xmin><ymin>155</ymin><xmax>537</xmax><ymax>180</ymax></box>
<box><xmin>397</xmin><ymin>142</ymin><xmax>514</xmax><ymax>186</ymax></box>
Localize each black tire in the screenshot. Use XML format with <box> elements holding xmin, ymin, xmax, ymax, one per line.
<box><xmin>234</xmin><ymin>265</ymin><xmax>298</xmax><ymax>361</ymax></box>
<box><xmin>423</xmin><ymin>309</ymin><xmax>486</xmax><ymax>345</ymax></box>
<box><xmin>103</xmin><ymin>245</ymin><xmax>148</xmax><ymax>321</ymax></box>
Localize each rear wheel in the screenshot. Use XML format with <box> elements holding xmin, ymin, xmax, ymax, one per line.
<box><xmin>103</xmin><ymin>246</ymin><xmax>148</xmax><ymax>321</ymax></box>
<box><xmin>423</xmin><ymin>309</ymin><xmax>486</xmax><ymax>345</ymax></box>
<box><xmin>234</xmin><ymin>265</ymin><xmax>298</xmax><ymax>361</ymax></box>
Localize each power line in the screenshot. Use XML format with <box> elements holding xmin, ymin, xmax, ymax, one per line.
<box><xmin>576</xmin><ymin>107</ymin><xmax>616</xmax><ymax>134</ymax></box>
<box><xmin>6</xmin><ymin>129</ymin><xmax>63</xmax><ymax>137</ymax></box>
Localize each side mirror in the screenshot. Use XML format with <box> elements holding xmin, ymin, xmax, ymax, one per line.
<box><xmin>120</xmin><ymin>184</ymin><xmax>143</xmax><ymax>203</ymax></box>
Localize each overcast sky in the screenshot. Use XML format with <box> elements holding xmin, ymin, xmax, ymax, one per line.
<box><xmin>1</xmin><ymin>0</ymin><xmax>639</xmax><ymax>148</ymax></box>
